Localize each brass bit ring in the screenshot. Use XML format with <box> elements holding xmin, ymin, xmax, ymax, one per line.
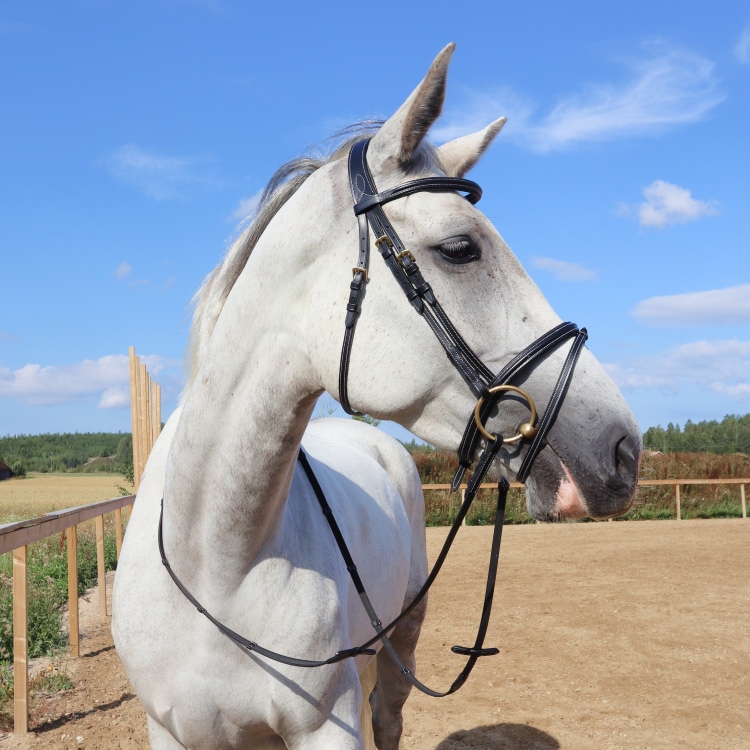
<box><xmin>473</xmin><ymin>385</ymin><xmax>539</xmax><ymax>443</ymax></box>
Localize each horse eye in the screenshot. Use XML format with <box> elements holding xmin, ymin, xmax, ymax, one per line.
<box><xmin>436</xmin><ymin>237</ymin><xmax>480</xmax><ymax>265</ymax></box>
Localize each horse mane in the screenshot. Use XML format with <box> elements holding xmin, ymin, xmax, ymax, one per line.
<box><xmin>185</xmin><ymin>120</ymin><xmax>441</xmax><ymax>392</ymax></box>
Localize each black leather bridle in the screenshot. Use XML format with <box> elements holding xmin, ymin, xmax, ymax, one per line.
<box><xmin>158</xmin><ymin>137</ymin><xmax>588</xmax><ymax>699</ymax></box>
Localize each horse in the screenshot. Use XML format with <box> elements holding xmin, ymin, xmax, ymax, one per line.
<box><xmin>112</xmin><ymin>43</ymin><xmax>641</xmax><ymax>750</ymax></box>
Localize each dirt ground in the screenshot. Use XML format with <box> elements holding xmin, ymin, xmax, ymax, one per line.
<box><xmin>1</xmin><ymin>518</ymin><xmax>748</xmax><ymax>750</ymax></box>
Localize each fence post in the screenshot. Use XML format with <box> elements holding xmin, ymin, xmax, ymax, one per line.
<box><xmin>129</xmin><ymin>348</ymin><xmax>142</xmax><ymax>492</ymax></box>
<box><xmin>741</xmin><ymin>484</ymin><xmax>747</xmax><ymax>520</ymax></box>
<box><xmin>13</xmin><ymin>545</ymin><xmax>28</xmax><ymax>734</ymax></box>
<box><xmin>96</xmin><ymin>515</ymin><xmax>107</xmax><ymax>617</ymax></box>
<box><xmin>67</xmin><ymin>526</ymin><xmax>79</xmax><ymax>658</ymax></box>
<box><xmin>115</xmin><ymin>507</ymin><xmax>123</xmax><ymax>559</ymax></box>
<box><xmin>675</xmin><ymin>484</ymin><xmax>681</xmax><ymax>521</ymax></box>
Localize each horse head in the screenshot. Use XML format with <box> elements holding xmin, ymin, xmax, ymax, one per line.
<box><xmin>301</xmin><ymin>44</ymin><xmax>640</xmax><ymax>521</ymax></box>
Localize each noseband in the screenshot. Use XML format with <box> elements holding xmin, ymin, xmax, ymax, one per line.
<box><xmin>158</xmin><ymin>138</ymin><xmax>588</xmax><ymax>700</ymax></box>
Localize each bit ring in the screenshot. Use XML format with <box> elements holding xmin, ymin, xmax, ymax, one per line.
<box><xmin>473</xmin><ymin>385</ymin><xmax>539</xmax><ymax>443</ymax></box>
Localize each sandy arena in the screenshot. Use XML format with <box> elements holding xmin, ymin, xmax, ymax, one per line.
<box><xmin>2</xmin><ymin>518</ymin><xmax>748</xmax><ymax>749</ymax></box>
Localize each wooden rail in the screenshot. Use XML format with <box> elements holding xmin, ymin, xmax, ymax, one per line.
<box><xmin>0</xmin><ymin>494</ymin><xmax>134</xmax><ymax>734</ymax></box>
<box><xmin>422</xmin><ymin>478</ymin><xmax>749</xmax><ymax>522</ymax></box>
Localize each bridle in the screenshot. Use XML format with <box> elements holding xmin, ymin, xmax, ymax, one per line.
<box><xmin>340</xmin><ymin>138</ymin><xmax>587</xmax><ymax>490</ymax></box>
<box><xmin>158</xmin><ymin>137</ymin><xmax>588</xmax><ymax>699</ymax></box>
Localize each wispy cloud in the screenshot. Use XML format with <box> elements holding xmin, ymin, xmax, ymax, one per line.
<box><xmin>432</xmin><ymin>87</ymin><xmax>534</xmax><ymax>144</ymax></box>
<box><xmin>0</xmin><ymin>333</ymin><xmax>11</xmax><ymax>342</ymax></box>
<box><xmin>114</xmin><ymin>261</ymin><xmax>132</xmax><ymax>281</ymax></box>
<box><xmin>632</xmin><ymin>284</ymin><xmax>750</xmax><ymax>326</ymax></box>
<box><xmin>0</xmin><ymin>354</ymin><xmax>180</xmax><ymax>407</ymax></box>
<box><xmin>735</xmin><ymin>26</ymin><xmax>750</xmax><ymax>63</ymax></box>
<box><xmin>605</xmin><ymin>339</ymin><xmax>750</xmax><ymax>399</ymax></box>
<box><xmin>229</xmin><ymin>190</ymin><xmax>263</xmax><ymax>223</ymax></box>
<box><xmin>433</xmin><ymin>45</ymin><xmax>724</xmax><ymax>152</ymax></box>
<box><xmin>104</xmin><ymin>145</ymin><xmax>212</xmax><ymax>200</ymax></box>
<box><xmin>531</xmin><ymin>257</ymin><xmax>597</xmax><ymax>282</ymax></box>
<box><xmin>113</xmin><ymin>261</ymin><xmax>175</xmax><ymax>291</ymax></box>
<box><xmin>617</xmin><ymin>180</ymin><xmax>719</xmax><ymax>228</ymax></box>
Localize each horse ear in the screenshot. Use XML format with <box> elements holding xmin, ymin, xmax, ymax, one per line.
<box><xmin>437</xmin><ymin>117</ymin><xmax>507</xmax><ymax>178</ymax></box>
<box><xmin>368</xmin><ymin>43</ymin><xmax>455</xmax><ymax>172</ymax></box>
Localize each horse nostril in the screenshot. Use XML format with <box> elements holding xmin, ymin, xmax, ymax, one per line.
<box><xmin>614</xmin><ymin>435</ymin><xmax>639</xmax><ymax>483</ymax></box>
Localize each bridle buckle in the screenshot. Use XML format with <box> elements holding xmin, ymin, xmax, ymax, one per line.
<box><xmin>395</xmin><ymin>249</ymin><xmax>416</xmax><ymax>265</ymax></box>
<box><xmin>352</xmin><ymin>266</ymin><xmax>369</xmax><ymax>282</ymax></box>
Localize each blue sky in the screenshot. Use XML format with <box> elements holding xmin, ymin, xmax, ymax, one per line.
<box><xmin>1</xmin><ymin>1</ymin><xmax>749</xmax><ymax>444</ymax></box>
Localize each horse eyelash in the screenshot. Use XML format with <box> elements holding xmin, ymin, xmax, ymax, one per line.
<box><xmin>438</xmin><ymin>238</ymin><xmax>480</xmax><ymax>260</ymax></box>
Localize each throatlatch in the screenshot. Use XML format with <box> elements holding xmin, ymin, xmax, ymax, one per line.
<box><xmin>158</xmin><ymin>137</ymin><xmax>588</xmax><ymax>698</ymax></box>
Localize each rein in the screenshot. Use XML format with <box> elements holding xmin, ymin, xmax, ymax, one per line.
<box><xmin>158</xmin><ymin>137</ymin><xmax>587</xmax><ymax>698</ymax></box>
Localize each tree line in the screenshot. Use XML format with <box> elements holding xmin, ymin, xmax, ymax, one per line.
<box><xmin>642</xmin><ymin>413</ymin><xmax>750</xmax><ymax>454</ymax></box>
<box><xmin>0</xmin><ymin>432</ymin><xmax>132</xmax><ymax>475</ymax></box>
<box><xmin>0</xmin><ymin>412</ymin><xmax>747</xmax><ymax>478</ymax></box>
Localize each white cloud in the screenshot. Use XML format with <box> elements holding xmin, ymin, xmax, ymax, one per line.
<box><xmin>98</xmin><ymin>387</ymin><xmax>130</xmax><ymax>409</ymax></box>
<box><xmin>531</xmin><ymin>257</ymin><xmax>596</xmax><ymax>282</ymax></box>
<box><xmin>104</xmin><ymin>145</ymin><xmax>209</xmax><ymax>200</ymax></box>
<box><xmin>632</xmin><ymin>284</ymin><xmax>750</xmax><ymax>326</ymax></box>
<box><xmin>229</xmin><ymin>190</ymin><xmax>263</xmax><ymax>223</ymax></box>
<box><xmin>115</xmin><ymin>261</ymin><xmax>132</xmax><ymax>280</ymax></box>
<box><xmin>735</xmin><ymin>27</ymin><xmax>750</xmax><ymax>63</ymax></box>
<box><xmin>433</xmin><ymin>46</ymin><xmax>723</xmax><ymax>153</ymax></box>
<box><xmin>604</xmin><ymin>339</ymin><xmax>750</xmax><ymax>399</ymax></box>
<box><xmin>0</xmin><ymin>354</ymin><xmax>179</xmax><ymax>407</ymax></box>
<box><xmin>618</xmin><ymin>180</ymin><xmax>719</xmax><ymax>228</ymax></box>
<box><xmin>713</xmin><ymin>382</ymin><xmax>750</xmax><ymax>398</ymax></box>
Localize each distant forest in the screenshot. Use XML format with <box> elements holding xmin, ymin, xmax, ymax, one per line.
<box><xmin>0</xmin><ymin>432</ymin><xmax>132</xmax><ymax>474</ymax></box>
<box><xmin>642</xmin><ymin>413</ymin><xmax>750</xmax><ymax>454</ymax></box>
<box><xmin>0</xmin><ymin>412</ymin><xmax>747</xmax><ymax>477</ymax></box>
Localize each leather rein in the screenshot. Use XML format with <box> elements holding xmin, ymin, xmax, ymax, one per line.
<box><xmin>158</xmin><ymin>137</ymin><xmax>588</xmax><ymax>698</ymax></box>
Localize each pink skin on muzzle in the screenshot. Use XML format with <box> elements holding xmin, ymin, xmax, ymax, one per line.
<box><xmin>553</xmin><ymin>463</ymin><xmax>587</xmax><ymax>519</ymax></box>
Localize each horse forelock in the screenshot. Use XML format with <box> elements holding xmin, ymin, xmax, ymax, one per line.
<box><xmin>184</xmin><ymin>120</ymin><xmax>442</xmax><ymax>394</ymax></box>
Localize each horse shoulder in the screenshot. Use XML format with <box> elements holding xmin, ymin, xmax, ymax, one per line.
<box><xmin>303</xmin><ymin>418</ymin><xmax>424</xmax><ymax>524</ymax></box>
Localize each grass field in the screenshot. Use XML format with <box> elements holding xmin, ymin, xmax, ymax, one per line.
<box><xmin>0</xmin><ymin>474</ymin><xmax>133</xmax><ymax>525</ymax></box>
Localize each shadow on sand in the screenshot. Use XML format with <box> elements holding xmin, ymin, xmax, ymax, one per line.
<box><xmin>435</xmin><ymin>722</ymin><xmax>560</xmax><ymax>749</ymax></box>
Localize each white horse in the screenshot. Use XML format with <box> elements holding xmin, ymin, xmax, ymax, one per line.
<box><xmin>113</xmin><ymin>44</ymin><xmax>641</xmax><ymax>750</ymax></box>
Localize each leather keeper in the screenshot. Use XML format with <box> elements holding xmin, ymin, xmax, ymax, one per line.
<box><xmin>451</xmin><ymin>646</ymin><xmax>500</xmax><ymax>657</ymax></box>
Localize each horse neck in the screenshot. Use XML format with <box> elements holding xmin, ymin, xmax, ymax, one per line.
<box><xmin>163</xmin><ymin>225</ymin><xmax>324</xmax><ymax>594</ymax></box>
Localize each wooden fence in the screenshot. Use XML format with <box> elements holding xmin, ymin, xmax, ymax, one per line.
<box><xmin>423</xmin><ymin>478</ymin><xmax>748</xmax><ymax>521</ymax></box>
<box><xmin>0</xmin><ymin>494</ymin><xmax>134</xmax><ymax>734</ymax></box>
<box><xmin>636</xmin><ymin>477</ymin><xmax>748</xmax><ymax>520</ymax></box>
<box><xmin>2</xmin><ymin>476</ymin><xmax>747</xmax><ymax>734</ymax></box>
<box><xmin>0</xmin><ymin>348</ymin><xmax>162</xmax><ymax>734</ymax></box>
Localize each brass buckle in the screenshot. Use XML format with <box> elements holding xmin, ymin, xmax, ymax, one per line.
<box><xmin>352</xmin><ymin>267</ymin><xmax>369</xmax><ymax>282</ymax></box>
<box><xmin>473</xmin><ymin>385</ymin><xmax>538</xmax><ymax>443</ymax></box>
<box><xmin>395</xmin><ymin>249</ymin><xmax>415</xmax><ymax>264</ymax></box>
<box><xmin>375</xmin><ymin>235</ymin><xmax>393</xmax><ymax>249</ymax></box>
